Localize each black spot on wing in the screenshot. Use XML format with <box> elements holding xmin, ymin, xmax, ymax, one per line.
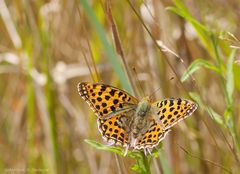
<box><xmin>102</xmin><ymin>103</ymin><xmax>107</xmax><ymax>107</ymax></box>
<box><xmin>113</xmin><ymin>99</ymin><xmax>119</xmax><ymax>104</ymax></box>
<box><xmin>109</xmin><ymin>89</ymin><xmax>116</xmax><ymax>96</ymax></box>
<box><xmin>97</xmin><ymin>97</ymin><xmax>102</xmax><ymax>102</ymax></box>
<box><xmin>110</xmin><ymin>106</ymin><xmax>116</xmax><ymax>112</ymax></box>
<box><xmin>169</xmin><ymin>100</ymin><xmax>174</xmax><ymax>107</ymax></box>
<box><xmin>105</xmin><ymin>95</ymin><xmax>110</xmax><ymax>100</ymax></box>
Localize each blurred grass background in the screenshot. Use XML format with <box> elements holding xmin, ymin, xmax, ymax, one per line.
<box><xmin>0</xmin><ymin>0</ymin><xmax>240</xmax><ymax>173</ymax></box>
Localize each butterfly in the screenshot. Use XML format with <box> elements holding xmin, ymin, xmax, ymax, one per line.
<box><xmin>78</xmin><ymin>82</ymin><xmax>198</xmax><ymax>155</ymax></box>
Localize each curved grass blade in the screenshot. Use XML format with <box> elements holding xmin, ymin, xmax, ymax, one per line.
<box><xmin>189</xmin><ymin>92</ymin><xmax>224</xmax><ymax>127</ymax></box>
<box><xmin>181</xmin><ymin>59</ymin><xmax>221</xmax><ymax>82</ymax></box>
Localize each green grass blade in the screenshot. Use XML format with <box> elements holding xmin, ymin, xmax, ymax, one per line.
<box><xmin>167</xmin><ymin>0</ymin><xmax>216</xmax><ymax>56</ymax></box>
<box><xmin>40</xmin><ymin>30</ymin><xmax>60</xmax><ymax>174</ymax></box>
<box><xmin>224</xmin><ymin>48</ymin><xmax>236</xmax><ymax>123</ymax></box>
<box><xmin>158</xmin><ymin>149</ymin><xmax>172</xmax><ymax>174</ymax></box>
<box><xmin>189</xmin><ymin>92</ymin><xmax>224</xmax><ymax>127</ymax></box>
<box><xmin>166</xmin><ymin>7</ymin><xmax>209</xmax><ymax>34</ymax></box>
<box><xmin>26</xmin><ymin>45</ymin><xmax>36</xmax><ymax>171</ymax></box>
<box><xmin>79</xmin><ymin>0</ymin><xmax>132</xmax><ymax>93</ymax></box>
<box><xmin>181</xmin><ymin>59</ymin><xmax>221</xmax><ymax>82</ymax></box>
<box><xmin>226</xmin><ymin>49</ymin><xmax>236</xmax><ymax>106</ymax></box>
<box><xmin>224</xmin><ymin>48</ymin><xmax>240</xmax><ymax>150</ymax></box>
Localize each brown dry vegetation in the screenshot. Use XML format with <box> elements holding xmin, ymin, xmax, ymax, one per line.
<box><xmin>0</xmin><ymin>0</ymin><xmax>240</xmax><ymax>174</ymax></box>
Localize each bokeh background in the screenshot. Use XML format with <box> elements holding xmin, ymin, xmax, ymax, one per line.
<box><xmin>0</xmin><ymin>0</ymin><xmax>240</xmax><ymax>173</ymax></box>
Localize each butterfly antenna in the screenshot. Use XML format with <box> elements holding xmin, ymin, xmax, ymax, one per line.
<box><xmin>149</xmin><ymin>87</ymin><xmax>162</xmax><ymax>99</ymax></box>
<box><xmin>132</xmin><ymin>67</ymin><xmax>146</xmax><ymax>96</ymax></box>
<box><xmin>149</xmin><ymin>76</ymin><xmax>174</xmax><ymax>99</ymax></box>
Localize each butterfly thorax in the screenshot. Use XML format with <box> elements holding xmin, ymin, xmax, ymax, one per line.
<box><xmin>129</xmin><ymin>97</ymin><xmax>153</xmax><ymax>145</ymax></box>
<box><xmin>135</xmin><ymin>97</ymin><xmax>151</xmax><ymax>117</ymax></box>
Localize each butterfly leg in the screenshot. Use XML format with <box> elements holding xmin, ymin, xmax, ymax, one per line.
<box><xmin>129</xmin><ymin>136</ymin><xmax>138</xmax><ymax>147</ymax></box>
<box><xmin>143</xmin><ymin>148</ymin><xmax>147</xmax><ymax>156</ymax></box>
<box><xmin>124</xmin><ymin>145</ymin><xmax>129</xmax><ymax>156</ymax></box>
<box><xmin>107</xmin><ymin>141</ymin><xmax>115</xmax><ymax>146</ymax></box>
<box><xmin>142</xmin><ymin>148</ymin><xmax>152</xmax><ymax>156</ymax></box>
<box><xmin>147</xmin><ymin>148</ymin><xmax>152</xmax><ymax>155</ymax></box>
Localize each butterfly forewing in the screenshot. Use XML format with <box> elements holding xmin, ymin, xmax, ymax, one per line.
<box><xmin>152</xmin><ymin>98</ymin><xmax>198</xmax><ymax>130</ymax></box>
<box><xmin>78</xmin><ymin>82</ymin><xmax>138</xmax><ymax>119</ymax></box>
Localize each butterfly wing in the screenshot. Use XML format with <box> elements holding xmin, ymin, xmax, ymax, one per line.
<box><xmin>152</xmin><ymin>98</ymin><xmax>198</xmax><ymax>130</ymax></box>
<box><xmin>97</xmin><ymin>113</ymin><xmax>130</xmax><ymax>147</ymax></box>
<box><xmin>78</xmin><ymin>82</ymin><xmax>138</xmax><ymax>119</ymax></box>
<box><xmin>134</xmin><ymin>121</ymin><xmax>170</xmax><ymax>150</ymax></box>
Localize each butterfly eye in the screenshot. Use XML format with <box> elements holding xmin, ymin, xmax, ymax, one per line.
<box><xmin>139</xmin><ymin>111</ymin><xmax>146</xmax><ymax>117</ymax></box>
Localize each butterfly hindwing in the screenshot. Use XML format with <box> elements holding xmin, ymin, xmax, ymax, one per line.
<box><xmin>78</xmin><ymin>82</ymin><xmax>138</xmax><ymax>119</ymax></box>
<box><xmin>152</xmin><ymin>98</ymin><xmax>198</xmax><ymax>130</ymax></box>
<box><xmin>97</xmin><ymin>114</ymin><xmax>129</xmax><ymax>147</ymax></box>
<box><xmin>134</xmin><ymin>120</ymin><xmax>170</xmax><ymax>150</ymax></box>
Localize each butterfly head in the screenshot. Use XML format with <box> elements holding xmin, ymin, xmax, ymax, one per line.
<box><xmin>143</xmin><ymin>96</ymin><xmax>151</xmax><ymax>102</ymax></box>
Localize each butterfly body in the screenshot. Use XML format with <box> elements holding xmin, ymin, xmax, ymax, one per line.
<box><xmin>78</xmin><ymin>82</ymin><xmax>198</xmax><ymax>155</ymax></box>
<box><xmin>129</xmin><ymin>97</ymin><xmax>153</xmax><ymax>146</ymax></box>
